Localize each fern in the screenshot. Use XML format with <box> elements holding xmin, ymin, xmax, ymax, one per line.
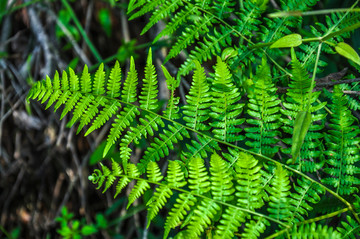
<box><xmin>322</xmin><ymin>85</ymin><xmax>360</xmax><ymax>195</ymax></box>
<box><xmin>28</xmin><ymin>46</ymin><xmax>360</xmax><ymax>238</ymax></box>
<box><xmin>244</xmin><ymin>59</ymin><xmax>281</xmax><ymax>157</ymax></box>
<box><xmin>209</xmin><ymin>57</ymin><xmax>245</xmax><ymax>142</ymax></box>
<box><xmin>280</xmin><ymin>49</ymin><xmax>326</xmax><ymax>172</ymax></box>
<box><xmin>287</xmin><ymin>223</ymin><xmax>342</xmax><ymax>238</ymax></box>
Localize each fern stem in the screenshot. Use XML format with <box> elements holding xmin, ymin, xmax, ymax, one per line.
<box><xmin>306</xmin><ymin>43</ymin><xmax>322</xmax><ymax>111</ymax></box>
<box><xmin>268</xmin><ymin>8</ymin><xmax>360</xmax><ymax>18</ymax></box>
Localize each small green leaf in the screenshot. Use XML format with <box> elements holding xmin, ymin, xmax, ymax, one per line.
<box><xmin>221</xmin><ymin>47</ymin><xmax>237</xmax><ymax>61</ymax></box>
<box><xmin>291</xmin><ymin>111</ymin><xmax>312</xmax><ymax>163</ymax></box>
<box><xmin>270</xmin><ymin>34</ymin><xmax>302</xmax><ymax>48</ymax></box>
<box><xmin>81</xmin><ymin>225</ymin><xmax>98</xmax><ymax>235</ymax></box>
<box><xmin>335</xmin><ymin>42</ymin><xmax>360</xmax><ymax>65</ymax></box>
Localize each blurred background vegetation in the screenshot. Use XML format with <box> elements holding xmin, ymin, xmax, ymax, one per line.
<box><xmin>0</xmin><ymin>0</ymin><xmax>359</xmax><ymax>238</ymax></box>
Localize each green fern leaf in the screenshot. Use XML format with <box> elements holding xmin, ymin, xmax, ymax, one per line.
<box><xmin>92</xmin><ymin>63</ymin><xmax>106</xmax><ymax>95</ymax></box>
<box><xmin>235</xmin><ymin>151</ymin><xmax>265</xmax><ymax>210</ymax></box>
<box><xmin>106</xmin><ymin>61</ymin><xmax>122</xmax><ymax>98</ymax></box>
<box><xmin>127</xmin><ymin>180</ymin><xmax>150</xmax><ymax>209</ymax></box>
<box><xmin>138</xmin><ymin>124</ymin><xmax>189</xmax><ymax>173</ymax></box>
<box><xmin>121</xmin><ymin>56</ymin><xmax>138</xmax><ymax>103</ymax></box>
<box><xmin>267</xmin><ymin>164</ymin><xmax>291</xmax><ymax>222</ymax></box>
<box><xmin>153</xmin><ymin>6</ymin><xmax>198</xmax><ymax>43</ymax></box>
<box><xmin>85</xmin><ymin>101</ymin><xmax>121</xmax><ymax>136</ymax></box>
<box><xmin>80</xmin><ymin>65</ymin><xmax>91</xmax><ymax>93</ymax></box>
<box><xmin>244</xmin><ymin>59</ymin><xmax>281</xmax><ymax>157</ymax></box>
<box><xmin>214</xmin><ymin>207</ymin><xmax>246</xmax><ymax>239</ymax></box>
<box><xmin>183</xmin><ymin>61</ymin><xmax>211</xmax><ymax>131</ymax></box>
<box><xmin>139</xmin><ymin>48</ymin><xmax>159</xmax><ymax>111</ymax></box>
<box><xmin>322</xmin><ymin>86</ymin><xmax>360</xmax><ymax>195</ymax></box>
<box><xmin>185</xmin><ymin>199</ymin><xmax>221</xmax><ymax>238</ymax></box>
<box><xmin>141</xmin><ymin>0</ymin><xmax>184</xmax><ymax>35</ymax></box>
<box><xmin>76</xmin><ymin>96</ymin><xmax>107</xmax><ymax>134</ymax></box>
<box><xmin>115</xmin><ymin>163</ymin><xmax>139</xmax><ymax>198</ymax></box>
<box><xmin>280</xmin><ymin>49</ymin><xmax>326</xmax><ymax>172</ymax></box>
<box><xmin>164</xmin><ymin>193</ymin><xmax>197</xmax><ymax>239</ymax></box>
<box><xmin>289</xmin><ymin>178</ymin><xmax>324</xmax><ymax>223</ymax></box>
<box><xmin>209</xmin><ymin>57</ymin><xmax>245</xmax><ymax>142</ymax></box>
<box><xmin>104</xmin><ymin>105</ymin><xmax>139</xmax><ymax>156</ymax></box>
<box><xmin>165</xmin><ymin>15</ymin><xmax>215</xmax><ymax>63</ymax></box>
<box><xmin>188</xmin><ymin>157</ymin><xmax>210</xmax><ymax>195</ymax></box>
<box><xmin>161</xmin><ymin>65</ymin><xmax>181</xmax><ymax>120</ymax></box>
<box><xmin>241</xmin><ymin>216</ymin><xmax>270</xmax><ymax>239</ymax></box>
<box><xmin>210</xmin><ymin>153</ymin><xmax>234</xmax><ymax>202</ymax></box>
<box><xmin>183</xmin><ymin>134</ymin><xmax>221</xmax><ymax>161</ymax></box>
<box><xmin>337</xmin><ymin>215</ymin><xmax>360</xmax><ymax>239</ymax></box>
<box><xmin>288</xmin><ymin>223</ymin><xmax>341</xmax><ymax>239</ymax></box>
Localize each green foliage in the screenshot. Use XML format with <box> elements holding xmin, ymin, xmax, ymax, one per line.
<box><xmin>322</xmin><ymin>85</ymin><xmax>360</xmax><ymax>195</ymax></box>
<box><xmin>56</xmin><ymin>207</ymin><xmax>99</xmax><ymax>239</ymax></box>
<box><xmin>28</xmin><ymin>49</ymin><xmax>360</xmax><ymax>237</ymax></box>
<box><xmin>28</xmin><ymin>1</ymin><xmax>360</xmax><ymax>238</ymax></box>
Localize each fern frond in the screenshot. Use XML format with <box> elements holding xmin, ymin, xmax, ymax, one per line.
<box><xmin>178</xmin><ymin>26</ymin><xmax>236</xmax><ymax>76</ymax></box>
<box><xmin>235</xmin><ymin>151</ymin><xmax>265</xmax><ymax>210</ymax></box>
<box><xmin>185</xmin><ymin>199</ymin><xmax>221</xmax><ymax>238</ymax></box>
<box><xmin>141</xmin><ymin>0</ymin><xmax>184</xmax><ymax>35</ymax></box>
<box><xmin>188</xmin><ymin>157</ymin><xmax>210</xmax><ymax>195</ymax></box>
<box><xmin>146</xmin><ymin>162</ymin><xmax>169</xmax><ymax>227</ymax></box>
<box><xmin>115</xmin><ymin>163</ymin><xmax>139</xmax><ymax>198</ymax></box>
<box><xmin>214</xmin><ymin>207</ymin><xmax>246</xmax><ymax>239</ymax></box>
<box><xmin>121</xmin><ymin>56</ymin><xmax>138</xmax><ymax>103</ymax></box>
<box><xmin>164</xmin><ymin>193</ymin><xmax>197</xmax><ymax>238</ymax></box>
<box><xmin>138</xmin><ymin>124</ymin><xmax>189</xmax><ymax>173</ymax></box>
<box><xmin>119</xmin><ymin>114</ymin><xmax>164</xmax><ymax>163</ymax></box>
<box><xmin>161</xmin><ymin>65</ymin><xmax>181</xmax><ymax>120</ymax></box>
<box><xmin>166</xmin><ymin>160</ymin><xmax>187</xmax><ymax>188</ymax></box>
<box><xmin>147</xmin><ymin>184</ymin><xmax>173</xmax><ymax>227</ymax></box>
<box><xmin>244</xmin><ymin>59</ymin><xmax>281</xmax><ymax>157</ymax></box>
<box><xmin>128</xmin><ymin>0</ymin><xmax>163</xmax><ymax>20</ymax></box>
<box><xmin>165</xmin><ymin>15</ymin><xmax>215</xmax><ymax>63</ymax></box>
<box><xmin>153</xmin><ymin>6</ymin><xmax>198</xmax><ymax>43</ymax></box>
<box><xmin>322</xmin><ymin>86</ymin><xmax>360</xmax><ymax>195</ymax></box>
<box><xmin>289</xmin><ymin>178</ymin><xmax>325</xmax><ymax>223</ymax></box>
<box><xmin>267</xmin><ymin>164</ymin><xmax>291</xmax><ymax>222</ymax></box>
<box><xmin>140</xmin><ymin>48</ymin><xmax>159</xmax><ymax>111</ymax></box>
<box><xmin>183</xmin><ymin>61</ymin><xmax>211</xmax><ymax>131</ymax></box>
<box><xmin>210</xmin><ymin>153</ymin><xmax>234</xmax><ymax>202</ymax></box>
<box><xmin>210</xmin><ymin>57</ymin><xmax>245</xmax><ymax>142</ymax></box>
<box><xmin>76</xmin><ymin>96</ymin><xmax>108</xmax><ymax>134</ymax></box>
<box><xmin>288</xmin><ymin>223</ymin><xmax>341</xmax><ymax>239</ymax></box>
<box><xmin>337</xmin><ymin>215</ymin><xmax>360</xmax><ymax>239</ymax></box>
<box><xmin>107</xmin><ymin>61</ymin><xmax>122</xmax><ymax>98</ymax></box>
<box><xmin>127</xmin><ymin>179</ymin><xmax>150</xmax><ymax>209</ymax></box>
<box><xmin>183</xmin><ymin>134</ymin><xmax>221</xmax><ymax>162</ymax></box>
<box><xmin>92</xmin><ymin>63</ymin><xmax>106</xmax><ymax>95</ymax></box>
<box><xmin>104</xmin><ymin>105</ymin><xmax>139</xmax><ymax>156</ymax></box>
<box><xmin>85</xmin><ymin>101</ymin><xmax>122</xmax><ymax>136</ymax></box>
<box><xmin>241</xmin><ymin>216</ymin><xmax>270</xmax><ymax>239</ymax></box>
